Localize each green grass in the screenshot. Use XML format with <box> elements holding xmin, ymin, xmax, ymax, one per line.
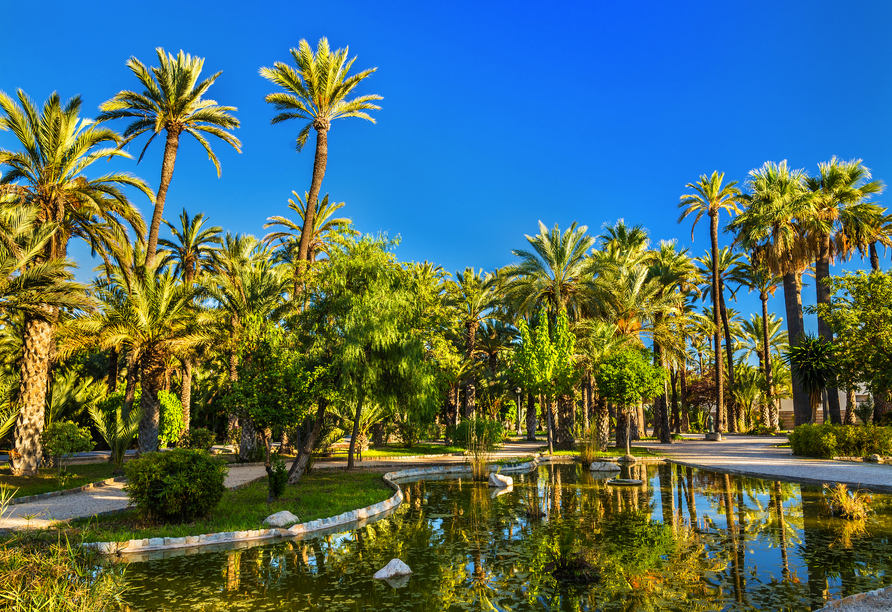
<box><xmin>357</xmin><ymin>443</ymin><xmax>465</xmax><ymax>458</ymax></box>
<box><xmin>537</xmin><ymin>447</ymin><xmax>662</xmax><ymax>458</ymax></box>
<box><xmin>62</xmin><ymin>469</ymin><xmax>393</xmax><ymax>544</ymax></box>
<box><xmin>0</xmin><ymin>463</ymin><xmax>119</xmax><ymax>498</ymax></box>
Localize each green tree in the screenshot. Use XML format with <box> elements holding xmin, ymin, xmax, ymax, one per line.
<box><xmin>783</xmin><ymin>333</ymin><xmax>836</xmax><ymax>424</ymax></box>
<box><xmin>98</xmin><ymin>48</ymin><xmax>241</xmax><ymax>269</ymax></box>
<box><xmin>678</xmin><ymin>171</ymin><xmax>744</xmax><ymax>432</ymax></box>
<box><xmin>260</xmin><ymin>38</ymin><xmax>381</xmax><ymax>265</ymax></box>
<box><xmin>596</xmin><ymin>348</ymin><xmax>665</xmax><ymax>456</ymax></box>
<box><xmin>0</xmin><ymin>90</ymin><xmax>150</xmax><ymax>474</ymax></box>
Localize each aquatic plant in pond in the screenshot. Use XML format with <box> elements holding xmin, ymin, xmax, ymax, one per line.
<box><xmin>120</xmin><ymin>463</ymin><xmax>892</xmax><ymax>611</ymax></box>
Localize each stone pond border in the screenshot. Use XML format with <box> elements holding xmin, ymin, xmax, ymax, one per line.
<box><xmin>86</xmin><ymin>453</ymin><xmax>659</xmax><ymax>556</ymax></box>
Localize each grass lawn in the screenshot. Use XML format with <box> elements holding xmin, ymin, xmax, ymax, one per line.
<box><xmin>0</xmin><ymin>463</ymin><xmax>119</xmax><ymax>498</ymax></box>
<box><xmin>538</xmin><ymin>447</ymin><xmax>662</xmax><ymax>458</ymax></box>
<box><xmin>63</xmin><ymin>469</ymin><xmax>393</xmax><ymax>544</ymax></box>
<box><xmin>355</xmin><ymin>443</ymin><xmax>465</xmax><ymax>458</ymax></box>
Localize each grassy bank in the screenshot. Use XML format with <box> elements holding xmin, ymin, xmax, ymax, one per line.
<box><xmin>63</xmin><ymin>469</ymin><xmax>392</xmax><ymax>544</ymax></box>
<box><xmin>0</xmin><ymin>463</ymin><xmax>119</xmax><ymax>498</ymax></box>
<box><xmin>539</xmin><ymin>447</ymin><xmax>662</xmax><ymax>458</ymax></box>
<box><xmin>361</xmin><ymin>443</ymin><xmax>465</xmax><ymax>458</ymax></box>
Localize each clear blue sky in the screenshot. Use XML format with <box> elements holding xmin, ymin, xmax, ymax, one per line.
<box><xmin>2</xmin><ymin>0</ymin><xmax>891</xmax><ymax>330</ymax></box>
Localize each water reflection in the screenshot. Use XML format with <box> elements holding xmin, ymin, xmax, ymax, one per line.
<box><xmin>122</xmin><ymin>464</ymin><xmax>892</xmax><ymax>611</ymax></box>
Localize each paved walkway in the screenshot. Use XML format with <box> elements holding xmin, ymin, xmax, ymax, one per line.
<box><xmin>644</xmin><ymin>435</ymin><xmax>892</xmax><ymax>492</ymax></box>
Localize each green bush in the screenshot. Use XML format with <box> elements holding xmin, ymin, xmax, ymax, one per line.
<box><xmin>747</xmin><ymin>424</ymin><xmax>778</xmax><ymax>436</ymax></box>
<box><xmin>447</xmin><ymin>418</ymin><xmax>506</xmax><ymax>452</ymax></box>
<box><xmin>124</xmin><ymin>449</ymin><xmax>228</xmax><ymax>522</ymax></box>
<box><xmin>181</xmin><ymin>427</ymin><xmax>216</xmax><ymax>451</ymax></box>
<box><xmin>267</xmin><ymin>455</ymin><xmax>288</xmax><ymax>501</ymax></box>
<box><xmin>875</xmin><ymin>412</ymin><xmax>892</xmax><ymax>427</ymax></box>
<box><xmin>40</xmin><ymin>421</ymin><xmax>94</xmax><ymax>481</ymax></box>
<box><xmin>158</xmin><ymin>391</ymin><xmax>185</xmax><ymax>448</ymax></box>
<box><xmin>789</xmin><ymin>423</ymin><xmax>892</xmax><ymax>458</ymax></box>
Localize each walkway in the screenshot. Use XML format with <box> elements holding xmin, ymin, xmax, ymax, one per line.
<box><xmin>644</xmin><ymin>435</ymin><xmax>892</xmax><ymax>492</ymax></box>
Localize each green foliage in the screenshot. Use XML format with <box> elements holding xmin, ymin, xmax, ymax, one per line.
<box><xmin>513</xmin><ymin>308</ymin><xmax>578</xmax><ymax>398</ymax></box>
<box><xmin>180</xmin><ymin>427</ymin><xmax>216</xmax><ymax>451</ymax></box>
<box><xmin>39</xmin><ymin>421</ymin><xmax>94</xmax><ymax>481</ymax></box>
<box><xmin>124</xmin><ymin>449</ymin><xmax>228</xmax><ymax>523</ymax></box>
<box><xmin>158</xmin><ymin>390</ymin><xmax>185</xmax><ymax>448</ymax></box>
<box><xmin>855</xmin><ymin>396</ymin><xmax>875</xmax><ymax>425</ymax></box>
<box><xmin>596</xmin><ymin>349</ymin><xmax>666</xmax><ymax>411</ymax></box>
<box><xmin>267</xmin><ymin>455</ymin><xmax>288</xmax><ymax>501</ymax></box>
<box><xmin>747</xmin><ymin>424</ymin><xmax>779</xmax><ymax>436</ymax></box>
<box><xmin>789</xmin><ymin>423</ymin><xmax>892</xmax><ymax>458</ymax></box>
<box><xmin>784</xmin><ymin>333</ymin><xmax>836</xmax><ymax>406</ymax></box>
<box><xmin>448</xmin><ymin>418</ymin><xmax>506</xmax><ymax>452</ymax></box>
<box><xmin>89</xmin><ymin>392</ymin><xmax>141</xmax><ymax>473</ymax></box>
<box><xmin>875</xmin><ymin>412</ymin><xmax>892</xmax><ymax>427</ymax></box>
<box><xmin>823</xmin><ymin>483</ymin><xmax>872</xmax><ymax>520</ymax></box>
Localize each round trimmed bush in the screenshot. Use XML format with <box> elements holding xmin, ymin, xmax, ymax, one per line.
<box><xmin>124</xmin><ymin>449</ymin><xmax>228</xmax><ymax>522</ymax></box>
<box><xmin>181</xmin><ymin>427</ymin><xmax>216</xmax><ymax>451</ymax></box>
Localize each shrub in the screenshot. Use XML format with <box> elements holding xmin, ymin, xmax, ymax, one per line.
<box><xmin>822</xmin><ymin>483</ymin><xmax>872</xmax><ymax>520</ymax></box>
<box><xmin>747</xmin><ymin>424</ymin><xmax>778</xmax><ymax>436</ymax></box>
<box><xmin>124</xmin><ymin>449</ymin><xmax>228</xmax><ymax>522</ymax></box>
<box><xmin>854</xmin><ymin>397</ymin><xmax>874</xmax><ymax>425</ymax></box>
<box><xmin>789</xmin><ymin>423</ymin><xmax>892</xmax><ymax>458</ymax></box>
<box><xmin>448</xmin><ymin>418</ymin><xmax>506</xmax><ymax>452</ymax></box>
<box><xmin>875</xmin><ymin>411</ymin><xmax>892</xmax><ymax>427</ymax></box>
<box><xmin>40</xmin><ymin>421</ymin><xmax>94</xmax><ymax>481</ymax></box>
<box><xmin>158</xmin><ymin>390</ymin><xmax>185</xmax><ymax>448</ymax></box>
<box><xmin>267</xmin><ymin>455</ymin><xmax>288</xmax><ymax>502</ymax></box>
<box><xmin>181</xmin><ymin>427</ymin><xmax>216</xmax><ymax>451</ymax></box>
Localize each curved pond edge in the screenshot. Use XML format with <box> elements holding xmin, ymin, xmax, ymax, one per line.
<box><xmin>85</xmin><ymin>454</ymin><xmax>651</xmax><ymax>558</ymax></box>
<box><xmin>7</xmin><ymin>476</ymin><xmax>128</xmax><ymax>506</ymax></box>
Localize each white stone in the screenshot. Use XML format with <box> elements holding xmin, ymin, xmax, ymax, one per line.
<box><xmin>263</xmin><ymin>510</ymin><xmax>300</xmax><ymax>528</ymax></box>
<box><xmin>490</xmin><ymin>483</ymin><xmax>513</xmax><ymax>499</ymax></box>
<box><xmin>870</xmin><ymin>454</ymin><xmax>883</xmax><ymax>463</ymax></box>
<box><xmin>373</xmin><ymin>558</ymin><xmax>413</xmax><ymax>580</ymax></box>
<box><xmin>589</xmin><ymin>461</ymin><xmax>621</xmax><ymax>472</ymax></box>
<box><xmin>488</xmin><ymin>473</ymin><xmax>513</xmax><ymax>487</ymax></box>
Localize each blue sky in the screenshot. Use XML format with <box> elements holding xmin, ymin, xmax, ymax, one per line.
<box><xmin>2</xmin><ymin>0</ymin><xmax>891</xmax><ymax>332</ymax></box>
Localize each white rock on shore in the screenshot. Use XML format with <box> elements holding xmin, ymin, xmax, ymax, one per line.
<box><xmin>263</xmin><ymin>510</ymin><xmax>300</xmax><ymax>527</ymax></box>
<box><xmin>589</xmin><ymin>461</ymin><xmax>621</xmax><ymax>472</ymax></box>
<box><xmin>374</xmin><ymin>558</ymin><xmax>412</xmax><ymax>580</ymax></box>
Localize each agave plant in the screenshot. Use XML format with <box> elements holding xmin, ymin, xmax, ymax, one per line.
<box><xmin>89</xmin><ymin>395</ymin><xmax>141</xmax><ymax>474</ymax></box>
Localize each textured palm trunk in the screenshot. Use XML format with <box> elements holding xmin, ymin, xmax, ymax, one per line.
<box><xmin>347</xmin><ymin>395</ymin><xmax>364</xmax><ymax>469</ymax></box>
<box><xmin>138</xmin><ymin>349</ymin><xmax>165</xmax><ymax>454</ymax></box>
<box><xmin>815</xmin><ymin>234</ymin><xmax>842</xmax><ymax>424</ymax></box>
<box><xmin>228</xmin><ymin>323</ymin><xmax>239</xmax><ymax>432</ymax></box>
<box><xmin>106</xmin><ymin>347</ymin><xmax>119</xmax><ymax>395</ymax></box>
<box><xmin>596</xmin><ymin>398</ymin><xmax>610</xmax><ymax>450</ymax></box>
<box><xmin>145</xmin><ymin>129</ymin><xmax>181</xmax><ymax>270</ymax></box>
<box><xmin>844</xmin><ymin>389</ymin><xmax>856</xmax><ymax>424</ymax></box>
<box><xmin>719</xmin><ymin>282</ymin><xmax>737</xmax><ymax>433</ymax></box>
<box><xmin>239</xmin><ymin>418</ymin><xmax>258</xmax><ymax>462</ymax></box>
<box><xmin>12</xmin><ymin>313</ymin><xmax>55</xmax><ymax>475</ymax></box>
<box><xmin>615</xmin><ymin>409</ymin><xmax>629</xmax><ymax>450</ymax></box>
<box><xmin>709</xmin><ymin>213</ymin><xmax>725</xmax><ymax>432</ymax></box>
<box><xmin>670</xmin><ymin>368</ymin><xmax>680</xmax><ymax>434</ymax></box>
<box><xmin>869</xmin><ymin>242</ymin><xmax>880</xmax><ymax>271</ymax></box>
<box><xmin>525</xmin><ymin>392</ymin><xmax>537</xmax><ymax>441</ymax></box>
<box><xmin>124</xmin><ymin>347</ymin><xmax>139</xmax><ymax>413</ymax></box>
<box><xmin>463</xmin><ymin>383</ymin><xmax>476</xmax><ymax>419</ymax></box>
<box><xmin>555</xmin><ymin>394</ymin><xmax>575</xmax><ymax>450</ymax></box>
<box><xmin>180</xmin><ymin>359</ymin><xmax>192</xmax><ymax>431</ymax></box>
<box><xmin>760</xmin><ymin>293</ymin><xmax>777</xmax><ymax>427</ymax></box>
<box><xmin>297</xmin><ymin>126</ymin><xmax>329</xmax><ymax>263</ymax></box>
<box><xmin>287</xmin><ymin>398</ymin><xmax>327</xmax><ymax>484</ymax></box>
<box><xmin>782</xmin><ymin>272</ymin><xmax>810</xmax><ymax>425</ymax></box>
<box><xmin>544</xmin><ymin>396</ymin><xmax>554</xmax><ymax>455</ymax></box>
<box><xmin>680</xmin><ymin>367</ymin><xmax>690</xmax><ymax>432</ymax></box>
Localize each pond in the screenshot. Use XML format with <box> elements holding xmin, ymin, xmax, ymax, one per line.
<box><xmin>121</xmin><ymin>463</ymin><xmax>892</xmax><ymax>611</ymax></box>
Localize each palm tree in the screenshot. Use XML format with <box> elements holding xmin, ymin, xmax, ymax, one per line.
<box><xmin>98</xmin><ymin>48</ymin><xmax>241</xmax><ymax>270</ymax></box>
<box><xmin>158</xmin><ymin>209</ymin><xmax>222</xmax><ymax>429</ymax></box>
<box><xmin>739</xmin><ymin>313</ymin><xmax>787</xmax><ymax>428</ymax></box>
<box><xmin>784</xmin><ymin>333</ymin><xmax>836</xmax><ymax>424</ymax></box>
<box><xmin>0</xmin><ymin>90</ymin><xmax>150</xmax><ymax>474</ymax></box>
<box><xmin>729</xmin><ymin>161</ymin><xmax>815</xmax><ymax>426</ymax></box>
<box><xmin>678</xmin><ymin>172</ymin><xmax>743</xmax><ymax>432</ymax></box>
<box><xmin>804</xmin><ymin>158</ymin><xmax>884</xmax><ymax>424</ymax></box>
<box><xmin>260</xmin><ymin>37</ymin><xmax>381</xmax><ymax>265</ymax></box>
<box><xmin>859</xmin><ymin>212</ymin><xmax>892</xmax><ymax>271</ymax></box>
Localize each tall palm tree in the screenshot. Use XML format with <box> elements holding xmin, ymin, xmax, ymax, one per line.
<box><xmin>260</xmin><ymin>38</ymin><xmax>381</xmax><ymax>265</ymax></box>
<box><xmin>803</xmin><ymin>158</ymin><xmax>884</xmax><ymax>424</ymax></box>
<box><xmin>98</xmin><ymin>48</ymin><xmax>241</xmax><ymax>270</ymax></box>
<box><xmin>677</xmin><ymin>172</ymin><xmax>744</xmax><ymax>432</ymax></box>
<box><xmin>0</xmin><ymin>90</ymin><xmax>150</xmax><ymax>474</ymax></box>
<box><xmin>729</xmin><ymin>161</ymin><xmax>815</xmax><ymax>426</ymax></box>
<box><xmin>859</xmin><ymin>212</ymin><xmax>892</xmax><ymax>271</ymax></box>
<box><xmin>734</xmin><ymin>256</ymin><xmax>782</xmax><ymax>424</ymax></box>
<box><xmin>158</xmin><ymin>209</ymin><xmax>222</xmax><ymax>429</ymax></box>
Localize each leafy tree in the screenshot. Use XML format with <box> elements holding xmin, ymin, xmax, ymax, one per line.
<box><xmin>0</xmin><ymin>90</ymin><xmax>149</xmax><ymax>475</ymax></box>
<box><xmin>260</xmin><ymin>38</ymin><xmax>381</xmax><ymax>265</ymax></box>
<box><xmin>40</xmin><ymin>421</ymin><xmax>94</xmax><ymax>481</ymax></box>
<box><xmin>98</xmin><ymin>48</ymin><xmax>241</xmax><ymax>269</ymax></box>
<box><xmin>596</xmin><ymin>349</ymin><xmax>665</xmax><ymax>455</ymax></box>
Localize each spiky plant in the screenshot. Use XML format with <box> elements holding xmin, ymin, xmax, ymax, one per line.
<box><xmin>784</xmin><ymin>333</ymin><xmax>836</xmax><ymax>424</ymax></box>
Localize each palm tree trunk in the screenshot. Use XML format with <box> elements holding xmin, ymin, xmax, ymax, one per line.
<box><xmin>844</xmin><ymin>388</ymin><xmax>856</xmax><ymax>424</ymax></box>
<box><xmin>347</xmin><ymin>395</ymin><xmax>364</xmax><ymax>469</ymax></box>
<box><xmin>709</xmin><ymin>213</ymin><xmax>725</xmax><ymax>433</ymax></box>
<box><xmin>760</xmin><ymin>293</ymin><xmax>777</xmax><ymax>426</ymax></box>
<box><xmin>228</xmin><ymin>324</ymin><xmax>239</xmax><ymax>432</ymax></box>
<box><xmin>815</xmin><ymin>235</ymin><xmax>842</xmax><ymax>424</ymax></box>
<box><xmin>869</xmin><ymin>242</ymin><xmax>880</xmax><ymax>271</ymax></box>
<box><xmin>297</xmin><ymin>126</ymin><xmax>329</xmax><ymax>263</ymax></box>
<box><xmin>681</xmin><ymin>364</ymin><xmax>690</xmax><ymax>432</ymax></box>
<box><xmin>239</xmin><ymin>418</ymin><xmax>257</xmax><ymax>462</ymax></box>
<box><xmin>782</xmin><ymin>272</ymin><xmax>810</xmax><ymax>426</ymax></box>
<box><xmin>596</xmin><ymin>397</ymin><xmax>610</xmax><ymax>449</ymax></box>
<box><xmin>124</xmin><ymin>347</ymin><xmax>139</xmax><ymax>413</ymax></box>
<box><xmin>671</xmin><ymin>368</ymin><xmax>680</xmax><ymax>434</ymax></box>
<box><xmin>545</xmin><ymin>396</ymin><xmax>554</xmax><ymax>455</ymax></box>
<box><xmin>145</xmin><ymin>129</ymin><xmax>181</xmax><ymax>270</ymax></box>
<box><xmin>106</xmin><ymin>347</ymin><xmax>118</xmax><ymax>395</ymax></box>
<box><xmin>719</xmin><ymin>281</ymin><xmax>737</xmax><ymax>433</ymax></box>
<box><xmin>526</xmin><ymin>392</ymin><xmax>537</xmax><ymax>441</ymax></box>
<box><xmin>12</xmin><ymin>312</ymin><xmax>55</xmax><ymax>475</ymax></box>
<box><xmin>555</xmin><ymin>394</ymin><xmax>574</xmax><ymax>450</ymax></box>
<box><xmin>180</xmin><ymin>358</ymin><xmax>192</xmax><ymax>432</ymax></box>
<box><xmin>138</xmin><ymin>349</ymin><xmax>165</xmax><ymax>454</ymax></box>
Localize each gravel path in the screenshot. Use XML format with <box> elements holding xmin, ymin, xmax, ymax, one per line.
<box><xmin>646</xmin><ymin>435</ymin><xmax>892</xmax><ymax>492</ymax></box>
<box><xmin>1</xmin><ymin>465</ymin><xmax>268</xmax><ymax>530</ymax></box>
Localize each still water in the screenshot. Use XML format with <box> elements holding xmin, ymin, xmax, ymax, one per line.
<box><xmin>122</xmin><ymin>463</ymin><xmax>892</xmax><ymax>611</ymax></box>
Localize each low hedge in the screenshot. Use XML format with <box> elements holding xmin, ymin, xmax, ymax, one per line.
<box><xmin>788</xmin><ymin>423</ymin><xmax>892</xmax><ymax>458</ymax></box>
